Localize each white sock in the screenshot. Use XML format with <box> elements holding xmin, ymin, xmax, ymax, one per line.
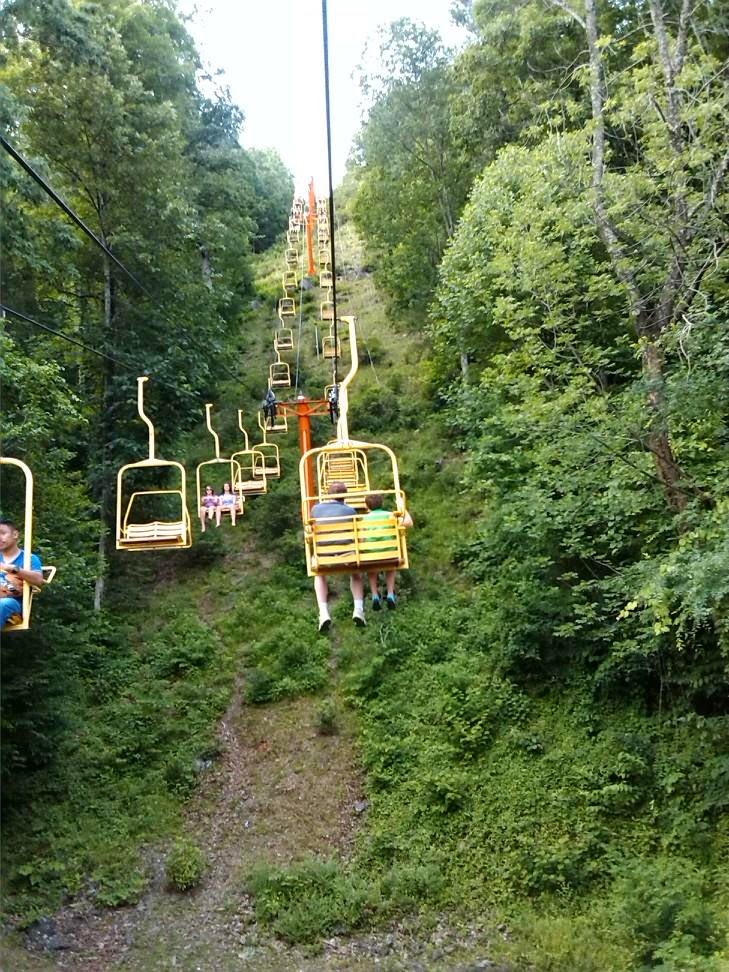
<box><xmin>353</xmin><ymin>599</ymin><xmax>364</xmax><ymax>615</ymax></box>
<box><xmin>318</xmin><ymin>604</ymin><xmax>331</xmax><ymax>622</ymax></box>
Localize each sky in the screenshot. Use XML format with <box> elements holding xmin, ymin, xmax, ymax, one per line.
<box><xmin>179</xmin><ymin>1</ymin><xmax>467</xmax><ymax>194</ymax></box>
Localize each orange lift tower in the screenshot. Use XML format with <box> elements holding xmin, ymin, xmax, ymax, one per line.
<box><xmin>305</xmin><ymin>177</ymin><xmax>317</xmax><ymax>277</ymax></box>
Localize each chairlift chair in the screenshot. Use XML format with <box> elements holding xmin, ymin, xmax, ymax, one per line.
<box><xmin>230</xmin><ymin>411</ymin><xmax>268</xmax><ymax>496</ymax></box>
<box><xmin>285</xmin><ymin>248</ymin><xmax>299</xmax><ymax>268</ymax></box>
<box><xmin>299</xmin><ymin>315</ymin><xmax>409</xmax><ymax>577</ymax></box>
<box><xmin>320</xmin><ymin>298</ymin><xmax>334</xmax><ymax>322</ymax></box>
<box><xmin>278</xmin><ymin>296</ymin><xmax>296</xmax><ymax>319</ymax></box>
<box><xmin>282</xmin><ymin>270</ymin><xmax>298</xmax><ymax>293</ymax></box>
<box><xmin>253</xmin><ymin>413</ymin><xmax>282</xmax><ymax>478</ymax></box>
<box><xmin>0</xmin><ymin>457</ymin><xmax>57</xmax><ymax>631</ymax></box>
<box><xmin>269</xmin><ymin>355</ymin><xmax>291</xmax><ymax>388</ymax></box>
<box><xmin>320</xmin><ymin>269</ymin><xmax>333</xmax><ymax>290</ymax></box>
<box><xmin>274</xmin><ymin>326</ymin><xmax>294</xmax><ymax>352</ymax></box>
<box><xmin>195</xmin><ymin>403</ymin><xmax>245</xmax><ymax>524</ymax></box>
<box><xmin>116</xmin><ymin>378</ymin><xmax>192</xmax><ymax>551</ymax></box>
<box><xmin>322</xmin><ymin>329</ymin><xmax>341</xmax><ymax>359</ymax></box>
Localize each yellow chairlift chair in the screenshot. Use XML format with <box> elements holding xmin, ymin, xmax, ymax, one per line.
<box><xmin>318</xmin><ymin>248</ymin><xmax>331</xmax><ymax>271</ymax></box>
<box><xmin>282</xmin><ymin>270</ymin><xmax>298</xmax><ymax>293</ymax></box>
<box><xmin>195</xmin><ymin>403</ymin><xmax>244</xmax><ymax>526</ymax></box>
<box><xmin>269</xmin><ymin>354</ymin><xmax>291</xmax><ymax>388</ymax></box>
<box><xmin>322</xmin><ymin>326</ymin><xmax>341</xmax><ymax>359</ymax></box>
<box><xmin>320</xmin><ymin>269</ymin><xmax>333</xmax><ymax>290</ymax></box>
<box><xmin>0</xmin><ymin>457</ymin><xmax>57</xmax><ymax>631</ymax></box>
<box><xmin>274</xmin><ymin>326</ymin><xmax>294</xmax><ymax>352</ymax></box>
<box><xmin>253</xmin><ymin>412</ymin><xmax>282</xmax><ymax>478</ymax></box>
<box><xmin>299</xmin><ymin>316</ymin><xmax>409</xmax><ymax>577</ymax></box>
<box><xmin>287</xmin><ymin>227</ymin><xmax>301</xmax><ymax>245</ymax></box>
<box><xmin>320</xmin><ymin>297</ymin><xmax>334</xmax><ymax>322</ymax></box>
<box><xmin>257</xmin><ymin>401</ymin><xmax>288</xmax><ymax>434</ymax></box>
<box><xmin>230</xmin><ymin>411</ymin><xmax>267</xmax><ymax>496</ymax></box>
<box><xmin>278</xmin><ymin>296</ymin><xmax>296</xmax><ymax>319</ymax></box>
<box><xmin>285</xmin><ymin>248</ymin><xmax>299</xmax><ymax>268</ymax></box>
<box><xmin>116</xmin><ymin>377</ymin><xmax>192</xmax><ymax>551</ymax></box>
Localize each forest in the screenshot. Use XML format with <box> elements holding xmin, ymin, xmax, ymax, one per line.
<box><xmin>1</xmin><ymin>0</ymin><xmax>728</xmax><ymax>969</ymax></box>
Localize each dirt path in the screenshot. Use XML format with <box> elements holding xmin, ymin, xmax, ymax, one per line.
<box><xmin>16</xmin><ymin>678</ymin><xmax>360</xmax><ymax>971</ymax></box>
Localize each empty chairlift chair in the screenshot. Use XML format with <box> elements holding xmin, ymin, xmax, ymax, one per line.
<box><xmin>282</xmin><ymin>270</ymin><xmax>298</xmax><ymax>293</ymax></box>
<box><xmin>253</xmin><ymin>413</ymin><xmax>282</xmax><ymax>478</ymax></box>
<box><xmin>269</xmin><ymin>354</ymin><xmax>291</xmax><ymax>388</ymax></box>
<box><xmin>0</xmin><ymin>457</ymin><xmax>57</xmax><ymax>631</ymax></box>
<box><xmin>320</xmin><ymin>269</ymin><xmax>333</xmax><ymax>290</ymax></box>
<box><xmin>274</xmin><ymin>326</ymin><xmax>294</xmax><ymax>352</ymax></box>
<box><xmin>322</xmin><ymin>326</ymin><xmax>341</xmax><ymax>359</ymax></box>
<box><xmin>116</xmin><ymin>377</ymin><xmax>192</xmax><ymax>551</ymax></box>
<box><xmin>231</xmin><ymin>411</ymin><xmax>268</xmax><ymax>496</ymax></box>
<box><xmin>278</xmin><ymin>296</ymin><xmax>296</xmax><ymax>319</ymax></box>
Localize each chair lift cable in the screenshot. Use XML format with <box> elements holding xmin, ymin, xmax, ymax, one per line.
<box><xmin>1</xmin><ymin>303</ymin><xmax>198</xmax><ymax>402</ymax></box>
<box><xmin>321</xmin><ymin>0</ymin><xmax>339</xmax><ymax>387</ymax></box>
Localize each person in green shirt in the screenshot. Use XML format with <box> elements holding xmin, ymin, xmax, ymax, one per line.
<box><xmin>364</xmin><ymin>493</ymin><xmax>412</xmax><ymax>610</ymax></box>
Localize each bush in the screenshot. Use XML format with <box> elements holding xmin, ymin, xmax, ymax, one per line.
<box><xmin>165</xmin><ymin>838</ymin><xmax>205</xmax><ymax>892</ymax></box>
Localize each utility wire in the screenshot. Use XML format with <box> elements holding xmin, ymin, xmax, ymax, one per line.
<box><xmin>1</xmin><ymin>303</ymin><xmax>199</xmax><ymax>401</ymax></box>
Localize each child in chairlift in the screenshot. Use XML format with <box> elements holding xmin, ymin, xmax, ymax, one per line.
<box><xmin>364</xmin><ymin>493</ymin><xmax>413</xmax><ymax>610</ymax></box>
<box><xmin>218</xmin><ymin>482</ymin><xmax>240</xmax><ymax>526</ymax></box>
<box><xmin>199</xmin><ymin>485</ymin><xmax>218</xmax><ymax>533</ymax></box>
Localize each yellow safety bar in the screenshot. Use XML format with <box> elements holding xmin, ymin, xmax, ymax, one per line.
<box><xmin>116</xmin><ymin>378</ymin><xmax>192</xmax><ymax>551</ymax></box>
<box><xmin>195</xmin><ymin>403</ymin><xmax>244</xmax><ymax>520</ymax></box>
<box><xmin>0</xmin><ymin>457</ymin><xmax>56</xmax><ymax>631</ymax></box>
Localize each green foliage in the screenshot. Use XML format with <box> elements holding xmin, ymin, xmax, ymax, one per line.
<box><xmin>246</xmin><ymin>856</ymin><xmax>444</xmax><ymax>945</ymax></box>
<box><xmin>315</xmin><ymin>697</ymin><xmax>338</xmax><ymax>736</ymax></box>
<box><xmin>165</xmin><ymin>839</ymin><xmax>206</xmax><ymax>892</ymax></box>
<box><xmin>244</xmin><ymin>617</ymin><xmax>330</xmax><ymax>704</ymax></box>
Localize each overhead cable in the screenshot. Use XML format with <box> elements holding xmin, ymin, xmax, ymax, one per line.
<box><xmin>321</xmin><ymin>0</ymin><xmax>339</xmax><ymax>385</ymax></box>
<box><xmin>1</xmin><ymin>134</ymin><xmax>149</xmax><ymax>295</ymax></box>
<box><xmin>1</xmin><ymin>303</ymin><xmax>198</xmax><ymax>401</ymax></box>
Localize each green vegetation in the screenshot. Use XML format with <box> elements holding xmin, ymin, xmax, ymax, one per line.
<box><xmin>2</xmin><ymin>0</ymin><xmax>728</xmax><ymax>969</ymax></box>
<box><xmin>165</xmin><ymin>839</ymin><xmax>206</xmax><ymax>893</ymax></box>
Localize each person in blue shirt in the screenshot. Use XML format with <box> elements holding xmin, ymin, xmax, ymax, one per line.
<box><xmin>310</xmin><ymin>481</ymin><xmax>365</xmax><ymax>632</ymax></box>
<box><xmin>0</xmin><ymin>517</ymin><xmax>44</xmax><ymax>627</ymax></box>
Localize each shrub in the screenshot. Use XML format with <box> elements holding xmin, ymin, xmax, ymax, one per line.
<box><xmin>165</xmin><ymin>839</ymin><xmax>205</xmax><ymax>892</ymax></box>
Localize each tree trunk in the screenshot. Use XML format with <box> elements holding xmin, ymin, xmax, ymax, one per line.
<box><xmin>641</xmin><ymin>340</ymin><xmax>687</xmax><ymax>513</ymax></box>
<box><xmin>94</xmin><ymin>251</ymin><xmax>114</xmax><ymax>611</ymax></box>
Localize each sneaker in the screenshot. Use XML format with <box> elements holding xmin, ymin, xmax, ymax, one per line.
<box><xmin>386</xmin><ymin>594</ymin><xmax>397</xmax><ymax>610</ymax></box>
<box><xmin>318</xmin><ymin>617</ymin><xmax>331</xmax><ymax>633</ymax></box>
<box><xmin>353</xmin><ymin>609</ymin><xmax>366</xmax><ymax>627</ymax></box>
<box><xmin>371</xmin><ymin>594</ymin><xmax>382</xmax><ymax>611</ymax></box>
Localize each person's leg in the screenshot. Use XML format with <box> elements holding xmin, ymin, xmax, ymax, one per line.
<box><xmin>215</xmin><ymin>507</ymin><xmax>221</xmax><ymax>526</ymax></box>
<box><xmin>1</xmin><ymin>597</ymin><xmax>23</xmax><ymax>627</ymax></box>
<box><xmin>314</xmin><ymin>575</ymin><xmax>331</xmax><ymax>631</ymax></box>
<box><xmin>385</xmin><ymin>570</ymin><xmax>397</xmax><ymax>608</ymax></box>
<box><xmin>199</xmin><ymin>508</ymin><xmax>207</xmax><ymax>532</ymax></box>
<box><xmin>230</xmin><ymin>506</ymin><xmax>236</xmax><ymax>526</ymax></box>
<box><xmin>350</xmin><ymin>573</ymin><xmax>366</xmax><ymax>625</ymax></box>
<box><xmin>368</xmin><ymin>571</ymin><xmax>382</xmax><ymax>610</ymax></box>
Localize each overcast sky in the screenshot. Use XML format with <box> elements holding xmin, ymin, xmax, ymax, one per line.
<box><xmin>180</xmin><ymin>0</ymin><xmax>467</xmax><ymax>194</ymax></box>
